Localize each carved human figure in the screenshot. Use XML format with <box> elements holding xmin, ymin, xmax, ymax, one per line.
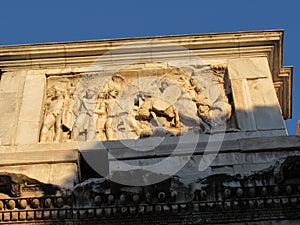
<box><xmin>72</xmin><ymin>89</ymin><xmax>97</xmax><ymax>141</ymax></box>
<box><xmin>189</xmin><ymin>78</ymin><xmax>212</xmax><ymax>125</ymax></box>
<box><xmin>40</xmin><ymin>86</ymin><xmax>56</xmax><ymax>141</ymax></box>
<box><xmin>40</xmin><ymin>87</ymin><xmax>65</xmax><ymax>142</ymax></box>
<box><xmin>104</xmin><ymin>82</ymin><xmax>123</xmax><ymax>140</ymax></box>
<box><xmin>61</xmin><ymin>85</ymin><xmax>76</xmax><ymax>142</ymax></box>
<box><xmin>94</xmin><ymin>74</ymin><xmax>126</xmax><ymax>141</ymax></box>
<box><xmin>210</xmin><ymin>65</ymin><xmax>232</xmax><ymax>122</ymax></box>
<box><xmin>94</xmin><ymin>92</ymin><xmax>108</xmax><ymax>141</ymax></box>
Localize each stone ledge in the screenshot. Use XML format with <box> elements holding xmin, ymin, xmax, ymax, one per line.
<box><xmin>0</xmin><ymin>150</ymin><xmax>78</xmax><ymax>166</ymax></box>
<box><xmin>1</xmin><ymin>135</ymin><xmax>299</xmax><ymax>162</ymax></box>
<box><xmin>238</xmin><ymin>135</ymin><xmax>300</xmax><ymax>152</ymax></box>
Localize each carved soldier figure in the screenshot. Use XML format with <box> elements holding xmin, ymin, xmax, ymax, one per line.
<box><xmin>40</xmin><ymin>86</ymin><xmax>65</xmax><ymax>142</ymax></box>
<box><xmin>104</xmin><ymin>81</ymin><xmax>123</xmax><ymax>140</ymax></box>
<box><xmin>189</xmin><ymin>78</ymin><xmax>212</xmax><ymax>125</ymax></box>
<box><xmin>210</xmin><ymin>65</ymin><xmax>232</xmax><ymax>123</ymax></box>
<box><xmin>61</xmin><ymin>84</ymin><xmax>76</xmax><ymax>142</ymax></box>
<box><xmin>94</xmin><ymin>74</ymin><xmax>126</xmax><ymax>141</ymax></box>
<box><xmin>40</xmin><ymin>86</ymin><xmax>56</xmax><ymax>141</ymax></box>
<box><xmin>95</xmin><ymin>92</ymin><xmax>108</xmax><ymax>141</ymax></box>
<box><xmin>72</xmin><ymin>88</ymin><xmax>98</xmax><ymax>141</ymax></box>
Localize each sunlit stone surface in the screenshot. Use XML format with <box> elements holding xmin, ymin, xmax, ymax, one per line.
<box><xmin>0</xmin><ymin>30</ymin><xmax>298</xmax><ymax>224</ymax></box>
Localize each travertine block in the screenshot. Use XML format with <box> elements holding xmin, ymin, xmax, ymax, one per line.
<box><xmin>0</xmin><ymin>148</ymin><xmax>79</xmax><ymax>189</ymax></box>
<box><xmin>228</xmin><ymin>57</ymin><xmax>286</xmax><ymax>134</ymax></box>
<box><xmin>230</xmin><ymin>79</ymin><xmax>256</xmax><ymax>131</ymax></box>
<box><xmin>49</xmin><ymin>163</ymin><xmax>79</xmax><ymax>189</ymax></box>
<box><xmin>0</xmin><ymin>163</ymin><xmax>78</xmax><ymax>190</ymax></box>
<box><xmin>247</xmin><ymin>78</ymin><xmax>286</xmax><ymax>130</ymax></box>
<box><xmin>16</xmin><ymin>75</ymin><xmax>46</xmax><ymax>144</ymax></box>
<box><xmin>228</xmin><ymin>57</ymin><xmax>270</xmax><ymax>79</ymax></box>
<box><xmin>0</xmin><ymin>149</ymin><xmax>77</xmax><ymax>166</ymax></box>
<box><xmin>0</xmin><ymin>71</ymin><xmax>26</xmax><ymax>93</ymax></box>
<box><xmin>15</xmin><ymin>121</ymin><xmax>41</xmax><ymax>145</ymax></box>
<box><xmin>0</xmin><ymin>93</ymin><xmax>18</xmax><ymax>145</ymax></box>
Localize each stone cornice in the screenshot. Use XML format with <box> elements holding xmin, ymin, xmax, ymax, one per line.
<box><xmin>0</xmin><ymin>30</ymin><xmax>293</xmax><ymax>119</ymax></box>
<box><xmin>1</xmin><ymin>135</ymin><xmax>299</xmax><ymax>164</ymax></box>
<box><xmin>0</xmin><ymin>30</ymin><xmax>286</xmax><ymax>69</ymax></box>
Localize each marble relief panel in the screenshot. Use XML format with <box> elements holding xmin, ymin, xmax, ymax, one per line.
<box><xmin>39</xmin><ymin>62</ymin><xmax>233</xmax><ymax>143</ymax></box>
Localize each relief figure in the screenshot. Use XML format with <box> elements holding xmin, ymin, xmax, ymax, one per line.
<box><xmin>40</xmin><ymin>86</ymin><xmax>65</xmax><ymax>142</ymax></box>
<box><xmin>94</xmin><ymin>74</ymin><xmax>125</xmax><ymax>141</ymax></box>
<box><xmin>72</xmin><ymin>89</ymin><xmax>97</xmax><ymax>141</ymax></box>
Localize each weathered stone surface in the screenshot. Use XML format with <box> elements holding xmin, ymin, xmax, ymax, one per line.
<box><xmin>0</xmin><ymin>71</ymin><xmax>26</xmax><ymax>93</ymax></box>
<box><xmin>0</xmin><ymin>52</ymin><xmax>288</xmax><ymax>146</ymax></box>
<box><xmin>16</xmin><ymin>75</ymin><xmax>46</xmax><ymax>144</ymax></box>
<box><xmin>0</xmin><ymin>93</ymin><xmax>18</xmax><ymax>145</ymax></box>
<box><xmin>50</xmin><ymin>163</ymin><xmax>79</xmax><ymax>189</ymax></box>
<box><xmin>0</xmin><ymin>149</ymin><xmax>79</xmax><ymax>190</ymax></box>
<box><xmin>0</xmin><ymin>31</ymin><xmax>296</xmax><ymax>224</ymax></box>
<box><xmin>228</xmin><ymin>57</ymin><xmax>286</xmax><ymax>135</ymax></box>
<box><xmin>228</xmin><ymin>57</ymin><xmax>270</xmax><ymax>79</ymax></box>
<box><xmin>248</xmin><ymin>78</ymin><xmax>286</xmax><ymax>131</ymax></box>
<box><xmin>0</xmin><ymin>149</ymin><xmax>78</xmax><ymax>165</ymax></box>
<box><xmin>153</xmin><ymin>85</ymin><xmax>181</xmax><ymax>110</ymax></box>
<box><xmin>230</xmin><ymin>79</ymin><xmax>256</xmax><ymax>131</ymax></box>
<box><xmin>0</xmin><ymin>172</ymin><xmax>61</xmax><ymax>198</ymax></box>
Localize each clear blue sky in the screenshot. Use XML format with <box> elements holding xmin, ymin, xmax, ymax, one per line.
<box><xmin>1</xmin><ymin>0</ymin><xmax>299</xmax><ymax>134</ymax></box>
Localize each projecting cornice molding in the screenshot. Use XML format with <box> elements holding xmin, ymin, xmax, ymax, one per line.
<box><xmin>0</xmin><ymin>30</ymin><xmax>293</xmax><ymax>119</ymax></box>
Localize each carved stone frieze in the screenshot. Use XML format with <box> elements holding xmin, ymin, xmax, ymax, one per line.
<box><xmin>40</xmin><ymin>63</ymin><xmax>233</xmax><ymax>143</ymax></box>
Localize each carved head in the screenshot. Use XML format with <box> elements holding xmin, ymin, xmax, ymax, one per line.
<box><xmin>111</xmin><ymin>73</ymin><xmax>125</xmax><ymax>83</ymax></box>
<box><xmin>53</xmin><ymin>86</ymin><xmax>65</xmax><ymax>98</ymax></box>
<box><xmin>189</xmin><ymin>78</ymin><xmax>198</xmax><ymax>87</ymax></box>
<box><xmin>46</xmin><ymin>86</ymin><xmax>56</xmax><ymax>98</ymax></box>
<box><xmin>85</xmin><ymin>89</ymin><xmax>97</xmax><ymax>99</ymax></box>
<box><xmin>107</xmin><ymin>82</ymin><xmax>122</xmax><ymax>98</ymax></box>
<box><xmin>160</xmin><ymin>79</ymin><xmax>170</xmax><ymax>91</ymax></box>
